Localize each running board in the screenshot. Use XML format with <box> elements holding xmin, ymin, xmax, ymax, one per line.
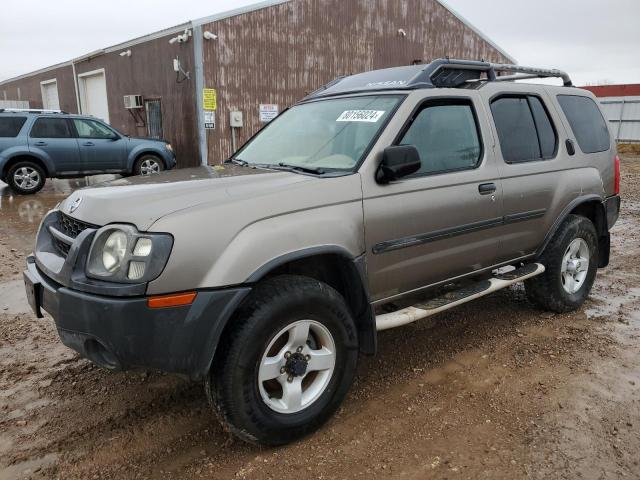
<box><xmin>375</xmin><ymin>263</ymin><xmax>545</xmax><ymax>331</ymax></box>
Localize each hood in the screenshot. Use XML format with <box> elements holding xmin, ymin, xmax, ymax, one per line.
<box><xmin>58</xmin><ymin>164</ymin><xmax>312</xmax><ymax>230</ymax></box>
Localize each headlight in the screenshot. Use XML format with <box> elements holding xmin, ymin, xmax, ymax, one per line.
<box><xmin>102</xmin><ymin>231</ymin><xmax>127</xmax><ymax>272</ymax></box>
<box><xmin>165</xmin><ymin>143</ymin><xmax>173</xmax><ymax>152</ymax></box>
<box><xmin>86</xmin><ymin>225</ymin><xmax>173</xmax><ymax>283</ymax></box>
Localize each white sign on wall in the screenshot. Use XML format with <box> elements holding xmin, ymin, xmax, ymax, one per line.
<box><xmin>204</xmin><ymin>110</ymin><xmax>215</xmax><ymax>129</ymax></box>
<box><xmin>259</xmin><ymin>104</ymin><xmax>279</xmax><ymax>123</ymax></box>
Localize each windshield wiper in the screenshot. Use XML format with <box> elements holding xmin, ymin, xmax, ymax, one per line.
<box><xmin>275</xmin><ymin>163</ymin><xmax>325</xmax><ymax>175</ymax></box>
<box><xmin>227</xmin><ymin>158</ymin><xmax>249</xmax><ymax>166</ymax></box>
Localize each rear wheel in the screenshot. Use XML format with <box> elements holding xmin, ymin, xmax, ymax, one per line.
<box><xmin>133</xmin><ymin>155</ymin><xmax>164</xmax><ymax>176</ymax></box>
<box><xmin>7</xmin><ymin>161</ymin><xmax>46</xmax><ymax>195</ymax></box>
<box><xmin>525</xmin><ymin>214</ymin><xmax>598</xmax><ymax>312</ymax></box>
<box><xmin>206</xmin><ymin>275</ymin><xmax>358</xmax><ymax>445</ymax></box>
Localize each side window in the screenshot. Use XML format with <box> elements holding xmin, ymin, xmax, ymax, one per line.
<box><xmin>490</xmin><ymin>95</ymin><xmax>557</xmax><ymax>163</ymax></box>
<box><xmin>398</xmin><ymin>101</ymin><xmax>482</xmax><ymax>175</ymax></box>
<box><xmin>557</xmin><ymin>95</ymin><xmax>610</xmax><ymax>154</ymax></box>
<box><xmin>73</xmin><ymin>119</ymin><xmax>116</xmax><ymax>139</ymax></box>
<box><xmin>30</xmin><ymin>118</ymin><xmax>72</xmax><ymax>139</ymax></box>
<box><xmin>0</xmin><ymin>117</ymin><xmax>27</xmax><ymax>137</ymax></box>
<box><xmin>529</xmin><ymin>97</ymin><xmax>556</xmax><ymax>158</ymax></box>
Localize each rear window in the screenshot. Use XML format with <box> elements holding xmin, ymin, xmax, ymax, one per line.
<box><xmin>490</xmin><ymin>95</ymin><xmax>557</xmax><ymax>163</ymax></box>
<box><xmin>557</xmin><ymin>95</ymin><xmax>610</xmax><ymax>154</ymax></box>
<box><xmin>30</xmin><ymin>118</ymin><xmax>72</xmax><ymax>138</ymax></box>
<box><xmin>0</xmin><ymin>116</ymin><xmax>27</xmax><ymax>137</ymax></box>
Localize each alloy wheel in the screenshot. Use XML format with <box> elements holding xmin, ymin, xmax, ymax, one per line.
<box><xmin>258</xmin><ymin>319</ymin><xmax>336</xmax><ymax>414</ymax></box>
<box><xmin>561</xmin><ymin>237</ymin><xmax>590</xmax><ymax>294</ymax></box>
<box><xmin>13</xmin><ymin>166</ymin><xmax>41</xmax><ymax>191</ymax></box>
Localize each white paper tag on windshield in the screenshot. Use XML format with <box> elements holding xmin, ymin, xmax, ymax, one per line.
<box><xmin>336</xmin><ymin>110</ymin><xmax>385</xmax><ymax>122</ymax></box>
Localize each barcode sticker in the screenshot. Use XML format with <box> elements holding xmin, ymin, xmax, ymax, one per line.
<box><xmin>336</xmin><ymin>110</ymin><xmax>385</xmax><ymax>122</ymax></box>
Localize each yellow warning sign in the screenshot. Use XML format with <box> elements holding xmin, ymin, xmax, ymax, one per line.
<box><xmin>203</xmin><ymin>88</ymin><xmax>217</xmax><ymax>110</ymax></box>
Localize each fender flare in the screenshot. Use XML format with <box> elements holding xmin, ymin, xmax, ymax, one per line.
<box><xmin>246</xmin><ymin>246</ymin><xmax>377</xmax><ymax>355</ymax></box>
<box><xmin>536</xmin><ymin>194</ymin><xmax>605</xmax><ymax>257</ymax></box>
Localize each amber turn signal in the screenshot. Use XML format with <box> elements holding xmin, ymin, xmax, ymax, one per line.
<box><xmin>147</xmin><ymin>292</ymin><xmax>197</xmax><ymax>308</ymax></box>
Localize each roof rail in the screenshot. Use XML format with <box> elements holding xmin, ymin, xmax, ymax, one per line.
<box><xmin>0</xmin><ymin>108</ymin><xmax>68</xmax><ymax>114</ymax></box>
<box><xmin>484</xmin><ymin>63</ymin><xmax>573</xmax><ymax>87</ymax></box>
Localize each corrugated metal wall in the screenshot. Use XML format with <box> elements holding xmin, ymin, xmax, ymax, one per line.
<box><xmin>201</xmin><ymin>0</ymin><xmax>512</xmax><ymax>162</ymax></box>
<box><xmin>598</xmin><ymin>96</ymin><xmax>640</xmax><ymax>143</ymax></box>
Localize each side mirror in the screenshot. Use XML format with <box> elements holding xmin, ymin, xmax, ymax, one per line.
<box><xmin>376</xmin><ymin>145</ymin><xmax>421</xmax><ymax>184</ymax></box>
<box><xmin>110</xmin><ymin>135</ymin><xmax>120</xmax><ymax>141</ymax></box>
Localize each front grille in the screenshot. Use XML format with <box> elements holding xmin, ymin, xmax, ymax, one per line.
<box><xmin>58</xmin><ymin>211</ymin><xmax>96</xmax><ymax>239</ymax></box>
<box><xmin>53</xmin><ymin>212</ymin><xmax>98</xmax><ymax>257</ymax></box>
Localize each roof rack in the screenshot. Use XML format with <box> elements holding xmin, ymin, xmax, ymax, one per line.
<box><xmin>306</xmin><ymin>58</ymin><xmax>573</xmax><ymax>99</ymax></box>
<box><xmin>475</xmin><ymin>62</ymin><xmax>573</xmax><ymax>87</ymax></box>
<box><xmin>0</xmin><ymin>108</ymin><xmax>68</xmax><ymax>114</ymax></box>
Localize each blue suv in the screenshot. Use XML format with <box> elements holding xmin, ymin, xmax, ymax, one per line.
<box><xmin>0</xmin><ymin>109</ymin><xmax>176</xmax><ymax>194</ymax></box>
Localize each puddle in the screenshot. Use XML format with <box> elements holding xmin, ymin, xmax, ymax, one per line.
<box><xmin>586</xmin><ymin>287</ymin><xmax>640</xmax><ymax>321</ymax></box>
<box><xmin>0</xmin><ymin>280</ymin><xmax>30</xmax><ymax>314</ymax></box>
<box><xmin>0</xmin><ymin>176</ymin><xmax>119</xmax><ymax>252</ymax></box>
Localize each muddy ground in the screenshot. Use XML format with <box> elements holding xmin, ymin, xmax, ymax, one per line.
<box><xmin>1</xmin><ymin>159</ymin><xmax>639</xmax><ymax>480</ymax></box>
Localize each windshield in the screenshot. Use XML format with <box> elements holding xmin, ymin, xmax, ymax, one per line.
<box><xmin>234</xmin><ymin>95</ymin><xmax>403</xmax><ymax>172</ymax></box>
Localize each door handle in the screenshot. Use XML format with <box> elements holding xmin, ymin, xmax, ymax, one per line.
<box><xmin>478</xmin><ymin>183</ymin><xmax>497</xmax><ymax>195</ymax></box>
<box><xmin>34</xmin><ymin>141</ymin><xmax>47</xmax><ymax>146</ymax></box>
<box><xmin>82</xmin><ymin>141</ymin><xmax>95</xmax><ymax>147</ymax></box>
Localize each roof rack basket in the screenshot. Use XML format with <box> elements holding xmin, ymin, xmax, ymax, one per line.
<box><xmin>421</xmin><ymin>59</ymin><xmax>573</xmax><ymax>88</ymax></box>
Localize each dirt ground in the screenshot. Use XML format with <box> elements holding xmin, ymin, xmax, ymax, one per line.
<box><xmin>0</xmin><ymin>158</ymin><xmax>639</xmax><ymax>480</ymax></box>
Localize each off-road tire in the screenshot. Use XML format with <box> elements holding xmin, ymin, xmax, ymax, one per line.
<box><xmin>205</xmin><ymin>275</ymin><xmax>359</xmax><ymax>445</ymax></box>
<box><xmin>133</xmin><ymin>155</ymin><xmax>164</xmax><ymax>176</ymax></box>
<box><xmin>7</xmin><ymin>161</ymin><xmax>46</xmax><ymax>195</ymax></box>
<box><xmin>525</xmin><ymin>214</ymin><xmax>598</xmax><ymax>313</ymax></box>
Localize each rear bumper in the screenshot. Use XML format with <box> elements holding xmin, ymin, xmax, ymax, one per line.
<box><xmin>25</xmin><ymin>257</ymin><xmax>250</xmax><ymax>380</ymax></box>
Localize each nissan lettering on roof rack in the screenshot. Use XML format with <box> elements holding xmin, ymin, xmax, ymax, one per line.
<box><xmin>24</xmin><ymin>58</ymin><xmax>619</xmax><ymax>445</ymax></box>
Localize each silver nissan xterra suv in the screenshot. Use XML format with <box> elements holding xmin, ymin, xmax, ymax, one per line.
<box><xmin>24</xmin><ymin>59</ymin><xmax>621</xmax><ymax>445</ymax></box>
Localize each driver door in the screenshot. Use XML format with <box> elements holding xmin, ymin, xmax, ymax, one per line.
<box><xmin>362</xmin><ymin>93</ymin><xmax>503</xmax><ymax>303</ymax></box>
<box><xmin>71</xmin><ymin>118</ymin><xmax>126</xmax><ymax>172</ymax></box>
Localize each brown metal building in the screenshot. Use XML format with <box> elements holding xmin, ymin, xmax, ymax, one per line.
<box><xmin>0</xmin><ymin>0</ymin><xmax>514</xmax><ymax>168</ymax></box>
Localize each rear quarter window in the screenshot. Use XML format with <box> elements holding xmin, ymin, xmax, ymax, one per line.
<box><xmin>557</xmin><ymin>95</ymin><xmax>610</xmax><ymax>154</ymax></box>
<box><xmin>0</xmin><ymin>117</ymin><xmax>27</xmax><ymax>137</ymax></box>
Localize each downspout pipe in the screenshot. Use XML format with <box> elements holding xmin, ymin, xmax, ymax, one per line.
<box><xmin>71</xmin><ymin>61</ymin><xmax>81</xmax><ymax>114</ymax></box>
<box><xmin>193</xmin><ymin>23</ymin><xmax>208</xmax><ymax>166</ymax></box>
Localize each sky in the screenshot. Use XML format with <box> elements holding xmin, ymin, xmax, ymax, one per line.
<box><xmin>0</xmin><ymin>0</ymin><xmax>638</xmax><ymax>85</ymax></box>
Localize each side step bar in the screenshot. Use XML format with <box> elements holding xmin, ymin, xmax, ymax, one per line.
<box><xmin>375</xmin><ymin>263</ymin><xmax>545</xmax><ymax>331</ymax></box>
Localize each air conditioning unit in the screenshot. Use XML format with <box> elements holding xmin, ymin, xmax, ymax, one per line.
<box><xmin>123</xmin><ymin>95</ymin><xmax>143</xmax><ymax>109</ymax></box>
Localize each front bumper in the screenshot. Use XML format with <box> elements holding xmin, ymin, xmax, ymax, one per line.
<box><xmin>25</xmin><ymin>257</ymin><xmax>250</xmax><ymax>380</ymax></box>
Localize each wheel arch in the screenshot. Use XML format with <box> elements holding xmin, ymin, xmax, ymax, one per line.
<box><xmin>208</xmin><ymin>247</ymin><xmax>375</xmax><ymax>376</ymax></box>
<box><xmin>129</xmin><ymin>149</ymin><xmax>165</xmax><ymax>171</ymax></box>
<box><xmin>537</xmin><ymin>194</ymin><xmax>609</xmax><ymax>267</ymax></box>
<box><xmin>2</xmin><ymin>154</ymin><xmax>50</xmax><ymax>179</ymax></box>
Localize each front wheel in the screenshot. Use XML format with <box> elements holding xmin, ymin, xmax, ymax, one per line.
<box><xmin>133</xmin><ymin>155</ymin><xmax>164</xmax><ymax>176</ymax></box>
<box><xmin>525</xmin><ymin>214</ymin><xmax>598</xmax><ymax>313</ymax></box>
<box><xmin>206</xmin><ymin>275</ymin><xmax>359</xmax><ymax>445</ymax></box>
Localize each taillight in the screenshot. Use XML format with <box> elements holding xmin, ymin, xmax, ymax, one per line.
<box><xmin>614</xmin><ymin>155</ymin><xmax>620</xmax><ymax>195</ymax></box>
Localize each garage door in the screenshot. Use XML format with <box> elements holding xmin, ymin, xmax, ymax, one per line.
<box><xmin>41</xmin><ymin>80</ymin><xmax>60</xmax><ymax>110</ymax></box>
<box><xmin>79</xmin><ymin>70</ymin><xmax>109</xmax><ymax>123</ymax></box>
